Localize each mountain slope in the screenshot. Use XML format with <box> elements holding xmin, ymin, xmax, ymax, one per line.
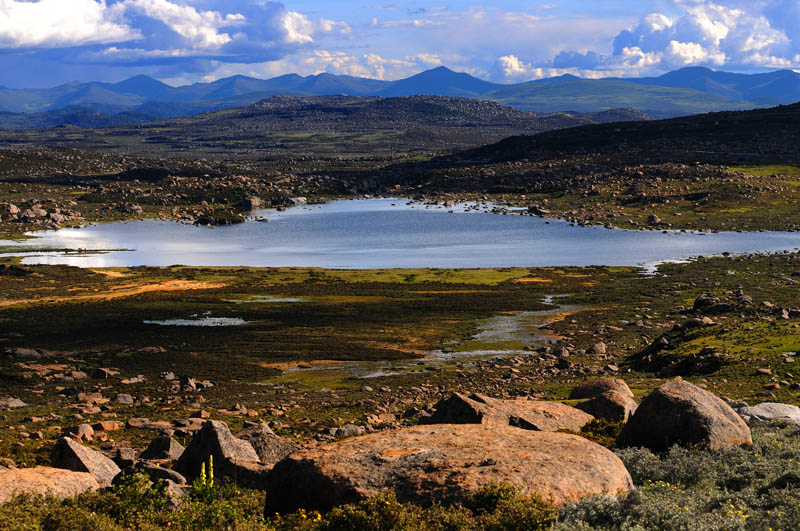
<box><xmin>626</xmin><ymin>67</ymin><xmax>800</xmax><ymax>105</ymax></box>
<box><xmin>1</xmin><ymin>67</ymin><xmax>798</xmax><ymax>124</ymax></box>
<box><xmin>485</xmin><ymin>76</ymin><xmax>757</xmax><ymax>116</ymax></box>
<box><xmin>379</xmin><ymin>66</ymin><xmax>502</xmax><ymax>98</ymax></box>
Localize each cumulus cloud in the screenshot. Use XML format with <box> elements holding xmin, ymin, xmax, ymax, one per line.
<box><xmin>122</xmin><ymin>0</ymin><xmax>244</xmax><ymax>49</ymax></box>
<box><xmin>608</xmin><ymin>0</ymin><xmax>797</xmax><ymax>71</ymax></box>
<box><xmin>0</xmin><ymin>0</ymin><xmax>138</xmax><ymax>48</ymax></box>
<box><xmin>0</xmin><ymin>0</ymin><xmax>352</xmax><ymax>71</ymax></box>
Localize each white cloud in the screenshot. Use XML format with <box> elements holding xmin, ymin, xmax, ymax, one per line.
<box><xmin>122</xmin><ymin>0</ymin><xmax>244</xmax><ymax>49</ymax></box>
<box><xmin>0</xmin><ymin>0</ymin><xmax>138</xmax><ymax>48</ymax></box>
<box><xmin>609</xmin><ymin>0</ymin><xmax>798</xmax><ymax>72</ymax></box>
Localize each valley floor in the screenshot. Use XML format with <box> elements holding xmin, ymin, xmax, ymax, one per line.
<box><xmin>1</xmin><ymin>256</ymin><xmax>800</xmax><ymax>528</ymax></box>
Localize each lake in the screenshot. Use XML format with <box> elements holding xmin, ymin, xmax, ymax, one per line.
<box><xmin>4</xmin><ymin>198</ymin><xmax>800</xmax><ymax>269</ymax></box>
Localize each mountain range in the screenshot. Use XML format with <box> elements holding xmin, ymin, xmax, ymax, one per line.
<box><xmin>0</xmin><ymin>66</ymin><xmax>798</xmax><ymax>129</ymax></box>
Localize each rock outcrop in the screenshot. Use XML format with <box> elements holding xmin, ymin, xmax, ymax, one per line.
<box><xmin>264</xmin><ymin>424</ymin><xmax>633</xmax><ymax>514</ymax></box>
<box><xmin>617</xmin><ymin>380</ymin><xmax>752</xmax><ymax>451</ymax></box>
<box><xmin>0</xmin><ymin>467</ymin><xmax>99</xmax><ymax>503</ymax></box>
<box><xmin>424</xmin><ymin>393</ymin><xmax>593</xmax><ymax>432</ymax></box>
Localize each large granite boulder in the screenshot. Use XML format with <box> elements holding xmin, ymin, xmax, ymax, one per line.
<box><xmin>139</xmin><ymin>436</ymin><xmax>185</xmax><ymax>462</ymax></box>
<box><xmin>0</xmin><ymin>467</ymin><xmax>99</xmax><ymax>503</ymax></box>
<box><xmin>237</xmin><ymin>423</ymin><xmax>295</xmax><ymax>466</ymax></box>
<box><xmin>576</xmin><ymin>391</ymin><xmax>638</xmax><ymax>422</ymax></box>
<box><xmin>569</xmin><ymin>378</ymin><xmax>634</xmax><ymax>400</ymax></box>
<box><xmin>735</xmin><ymin>402</ymin><xmax>800</xmax><ymax>425</ymax></box>
<box><xmin>424</xmin><ymin>393</ymin><xmax>593</xmax><ymax>432</ymax></box>
<box><xmin>174</xmin><ymin>420</ymin><xmax>267</xmax><ymax>488</ymax></box>
<box><xmin>50</xmin><ymin>437</ymin><xmax>121</xmax><ymax>487</ymax></box>
<box><xmin>617</xmin><ymin>380</ymin><xmax>752</xmax><ymax>451</ymax></box>
<box><xmin>264</xmin><ymin>424</ymin><xmax>633</xmax><ymax>514</ymax></box>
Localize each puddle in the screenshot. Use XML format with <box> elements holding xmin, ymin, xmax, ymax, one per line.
<box><xmin>271</xmin><ymin>295</ymin><xmax>579</xmax><ymax>387</ymax></box>
<box><xmin>143</xmin><ymin>317</ymin><xmax>248</xmax><ymax>327</ymax></box>
<box><xmin>223</xmin><ymin>296</ymin><xmax>306</xmax><ymax>304</ymax></box>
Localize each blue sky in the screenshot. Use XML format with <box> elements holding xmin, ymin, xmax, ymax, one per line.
<box><xmin>0</xmin><ymin>1</ymin><xmax>797</xmax><ymax>88</ymax></box>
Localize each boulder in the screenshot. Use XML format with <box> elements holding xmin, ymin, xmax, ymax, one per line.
<box><xmin>264</xmin><ymin>424</ymin><xmax>633</xmax><ymax>515</ymax></box>
<box><xmin>736</xmin><ymin>402</ymin><xmax>800</xmax><ymax>425</ymax></box>
<box><xmin>139</xmin><ymin>436</ymin><xmax>185</xmax><ymax>461</ymax></box>
<box><xmin>334</xmin><ymin>424</ymin><xmax>365</xmax><ymax>438</ymax></box>
<box><xmin>114</xmin><ymin>462</ymin><xmax>187</xmax><ymax>486</ymax></box>
<box><xmin>569</xmin><ymin>378</ymin><xmax>634</xmax><ymax>400</ymax></box>
<box><xmin>424</xmin><ymin>393</ymin><xmax>593</xmax><ymax>432</ymax></box>
<box><xmin>0</xmin><ymin>397</ymin><xmax>28</xmax><ymax>408</ymax></box>
<box><xmin>50</xmin><ymin>437</ymin><xmax>121</xmax><ymax>487</ymax></box>
<box><xmin>576</xmin><ymin>391</ymin><xmax>638</xmax><ymax>422</ymax></box>
<box><xmin>0</xmin><ymin>467</ymin><xmax>99</xmax><ymax>503</ymax></box>
<box><xmin>112</xmin><ymin>447</ymin><xmax>137</xmax><ymax>469</ymax></box>
<box><xmin>617</xmin><ymin>380</ymin><xmax>752</xmax><ymax>451</ymax></box>
<box><xmin>116</xmin><ymin>394</ymin><xmax>135</xmax><ymax>405</ymax></box>
<box><xmin>64</xmin><ymin>423</ymin><xmax>94</xmax><ymax>441</ymax></box>
<box><xmin>237</xmin><ymin>423</ymin><xmax>295</xmax><ymax>466</ymax></box>
<box><xmin>174</xmin><ymin>420</ymin><xmax>267</xmax><ymax>488</ymax></box>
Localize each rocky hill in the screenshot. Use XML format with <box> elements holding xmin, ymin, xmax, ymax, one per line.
<box><xmin>0</xmin><ymin>95</ymin><xmax>647</xmax><ymax>159</ymax></box>
<box><xmin>454</xmin><ymin>102</ymin><xmax>800</xmax><ymax>164</ymax></box>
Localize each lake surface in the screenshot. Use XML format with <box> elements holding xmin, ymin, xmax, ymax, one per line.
<box><xmin>4</xmin><ymin>198</ymin><xmax>800</xmax><ymax>269</ymax></box>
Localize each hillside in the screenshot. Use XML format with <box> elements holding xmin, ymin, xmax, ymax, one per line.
<box><xmin>456</xmin><ymin>101</ymin><xmax>800</xmax><ymax>164</ymax></box>
<box><xmin>376</xmin><ymin>102</ymin><xmax>800</xmax><ymax>233</ymax></box>
<box><xmin>0</xmin><ymin>95</ymin><xmax>638</xmax><ymax>158</ymax></box>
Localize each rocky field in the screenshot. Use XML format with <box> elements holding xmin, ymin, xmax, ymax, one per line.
<box><xmin>1</xmin><ymin>256</ymin><xmax>800</xmax><ymax>528</ymax></box>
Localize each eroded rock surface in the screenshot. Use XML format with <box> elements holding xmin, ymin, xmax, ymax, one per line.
<box><xmin>569</xmin><ymin>378</ymin><xmax>634</xmax><ymax>400</ymax></box>
<box><xmin>265</xmin><ymin>424</ymin><xmax>633</xmax><ymax>514</ymax></box>
<box><xmin>424</xmin><ymin>392</ymin><xmax>593</xmax><ymax>432</ymax></box>
<box><xmin>0</xmin><ymin>467</ymin><xmax>99</xmax><ymax>503</ymax></box>
<box><xmin>50</xmin><ymin>437</ymin><xmax>121</xmax><ymax>487</ymax></box>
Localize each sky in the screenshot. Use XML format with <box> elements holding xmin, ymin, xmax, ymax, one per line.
<box><xmin>0</xmin><ymin>0</ymin><xmax>798</xmax><ymax>88</ymax></box>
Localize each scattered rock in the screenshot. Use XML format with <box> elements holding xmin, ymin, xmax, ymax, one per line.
<box><xmin>116</xmin><ymin>394</ymin><xmax>135</xmax><ymax>405</ymax></box>
<box><xmin>0</xmin><ymin>397</ymin><xmax>28</xmax><ymax>409</ymax></box>
<box><xmin>617</xmin><ymin>380</ymin><xmax>752</xmax><ymax>451</ymax></box>
<box><xmin>334</xmin><ymin>424</ymin><xmax>365</xmax><ymax>438</ymax></box>
<box><xmin>265</xmin><ymin>424</ymin><xmax>633</xmax><ymax>514</ymax></box>
<box><xmin>50</xmin><ymin>437</ymin><xmax>121</xmax><ymax>487</ymax></box>
<box><xmin>92</xmin><ymin>368</ymin><xmax>119</xmax><ymax>379</ymax></box>
<box><xmin>64</xmin><ymin>423</ymin><xmax>94</xmax><ymax>441</ymax></box>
